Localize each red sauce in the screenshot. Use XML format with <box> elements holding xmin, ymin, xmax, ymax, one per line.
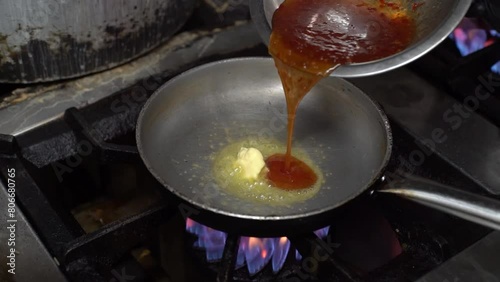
<box><xmin>267</xmin><ymin>0</ymin><xmax>416</xmax><ymax>190</ymax></box>
<box><xmin>266</xmin><ymin>154</ymin><xmax>318</xmax><ymax>190</ymax></box>
<box><xmin>270</xmin><ymin>0</ymin><xmax>415</xmax><ymax>75</ymax></box>
<box><xmin>379</xmin><ymin>0</ymin><xmax>402</xmax><ymax>10</ymax></box>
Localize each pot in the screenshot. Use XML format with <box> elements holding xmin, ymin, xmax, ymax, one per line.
<box><xmin>249</xmin><ymin>0</ymin><xmax>472</xmax><ymax>78</ymax></box>
<box><xmin>0</xmin><ymin>0</ymin><xmax>196</xmax><ymax>83</ymax></box>
<box><xmin>136</xmin><ymin>57</ymin><xmax>500</xmax><ymax>236</ymax></box>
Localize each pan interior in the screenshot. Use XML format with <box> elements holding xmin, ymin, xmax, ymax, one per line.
<box><xmin>137</xmin><ymin>58</ymin><xmax>391</xmax><ymax>220</ymax></box>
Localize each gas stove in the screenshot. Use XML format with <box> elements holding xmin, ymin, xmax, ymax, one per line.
<box><xmin>0</xmin><ymin>2</ymin><xmax>500</xmax><ymax>282</ymax></box>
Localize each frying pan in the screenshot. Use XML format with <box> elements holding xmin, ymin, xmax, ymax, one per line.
<box><xmin>136</xmin><ymin>57</ymin><xmax>500</xmax><ymax>236</ymax></box>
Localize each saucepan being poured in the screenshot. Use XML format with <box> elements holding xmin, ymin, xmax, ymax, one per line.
<box><xmin>270</xmin><ymin>0</ymin><xmax>419</xmax><ymax>76</ymax></box>
<box><xmin>251</xmin><ymin>0</ymin><xmax>473</xmax><ymax>77</ymax></box>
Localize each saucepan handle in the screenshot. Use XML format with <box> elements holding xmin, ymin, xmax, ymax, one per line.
<box><xmin>378</xmin><ymin>177</ymin><xmax>500</xmax><ymax>231</ymax></box>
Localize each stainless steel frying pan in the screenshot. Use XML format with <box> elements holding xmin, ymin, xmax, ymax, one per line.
<box><xmin>136</xmin><ymin>57</ymin><xmax>500</xmax><ymax>236</ymax></box>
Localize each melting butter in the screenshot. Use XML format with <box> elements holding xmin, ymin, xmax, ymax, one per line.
<box><xmin>235</xmin><ymin>147</ymin><xmax>266</xmax><ymax>180</ymax></box>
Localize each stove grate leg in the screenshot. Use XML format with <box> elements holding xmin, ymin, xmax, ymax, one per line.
<box><xmin>217</xmin><ymin>234</ymin><xmax>240</xmax><ymax>282</ymax></box>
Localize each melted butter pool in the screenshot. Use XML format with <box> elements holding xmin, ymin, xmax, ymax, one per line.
<box><xmin>211</xmin><ymin>138</ymin><xmax>324</xmax><ymax>206</ymax></box>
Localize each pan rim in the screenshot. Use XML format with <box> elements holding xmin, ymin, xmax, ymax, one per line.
<box><xmin>136</xmin><ymin>57</ymin><xmax>393</xmax><ymax>221</ymax></box>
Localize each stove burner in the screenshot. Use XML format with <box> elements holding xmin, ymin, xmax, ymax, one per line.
<box><xmin>450</xmin><ymin>18</ymin><xmax>500</xmax><ymax>73</ymax></box>
<box><xmin>186</xmin><ymin>218</ymin><xmax>330</xmax><ymax>275</ymax></box>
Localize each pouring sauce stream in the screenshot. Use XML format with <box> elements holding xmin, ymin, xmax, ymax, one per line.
<box><xmin>266</xmin><ymin>0</ymin><xmax>416</xmax><ymax>190</ymax></box>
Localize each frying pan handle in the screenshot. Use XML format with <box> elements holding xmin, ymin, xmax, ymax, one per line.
<box><xmin>378</xmin><ymin>177</ymin><xmax>500</xmax><ymax>231</ymax></box>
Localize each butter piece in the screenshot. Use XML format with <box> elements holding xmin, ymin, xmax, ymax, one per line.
<box><xmin>235</xmin><ymin>147</ymin><xmax>266</xmax><ymax>180</ymax></box>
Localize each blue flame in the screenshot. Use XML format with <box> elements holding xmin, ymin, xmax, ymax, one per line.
<box><xmin>245</xmin><ymin>237</ymin><xmax>275</xmax><ymax>275</ymax></box>
<box><xmin>295</xmin><ymin>226</ymin><xmax>330</xmax><ymax>261</ymax></box>
<box><xmin>449</xmin><ymin>20</ymin><xmax>500</xmax><ymax>74</ymax></box>
<box><xmin>491</xmin><ymin>30</ymin><xmax>500</xmax><ymax>73</ymax></box>
<box><xmin>493</xmin><ymin>62</ymin><xmax>500</xmax><ymax>74</ymax></box>
<box><xmin>186</xmin><ymin>218</ymin><xmax>331</xmax><ymax>275</ymax></box>
<box><xmin>272</xmin><ymin>237</ymin><xmax>291</xmax><ymax>273</ymax></box>
<box><xmin>187</xmin><ymin>219</ymin><xmax>227</xmax><ymax>262</ymax></box>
